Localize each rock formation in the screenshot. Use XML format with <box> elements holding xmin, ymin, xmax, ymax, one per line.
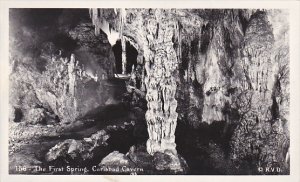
<box><xmin>90</xmin><ymin>9</ymin><xmax>180</xmax><ymax>155</ymax></box>
<box><xmin>45</xmin><ymin>121</ymin><xmax>136</xmax><ymax>162</ymax></box>
<box><xmin>9</xmin><ymin>8</ymin><xmax>290</xmax><ymax>175</ymax></box>
<box><xmin>90</xmin><ymin>8</ymin><xmax>289</xmax><ymax>172</ymax></box>
<box><xmin>142</xmin><ymin>10</ymin><xmax>179</xmax><ymax>155</ymax></box>
<box><xmin>9</xmin><ymin>11</ymin><xmax>118</xmax><ymax>124</ymax></box>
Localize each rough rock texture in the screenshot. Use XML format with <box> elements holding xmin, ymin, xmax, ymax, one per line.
<box><xmin>98</xmin><ymin>144</ymin><xmax>188</xmax><ymax>174</ymax></box>
<box><xmin>94</xmin><ymin>9</ymin><xmax>288</xmax><ymax>127</ymax></box>
<box><xmin>68</xmin><ymin>22</ymin><xmax>115</xmax><ymax>78</ymax></box>
<box><xmin>10</xmin><ymin>52</ymin><xmax>115</xmax><ymax>123</ymax></box>
<box><xmin>127</xmin><ymin>144</ymin><xmax>153</xmax><ymax>169</ymax></box>
<box><xmin>9</xmin><ymin>10</ymin><xmax>118</xmax><ymax>124</ymax></box>
<box><xmin>228</xmin><ymin>10</ymin><xmax>290</xmax><ymax>172</ymax></box>
<box><xmin>231</xmin><ymin>119</ymin><xmax>289</xmax><ymax>173</ymax></box>
<box><xmin>9</xmin><ymin>9</ymin><xmax>289</xmax><ymax>174</ymax></box>
<box><xmin>100</xmin><ymin>151</ymin><xmax>136</xmax><ymax>167</ymax></box>
<box><xmin>25</xmin><ymin>108</ymin><xmax>46</xmax><ymax>124</ymax></box>
<box><xmin>127</xmin><ymin>144</ymin><xmax>188</xmax><ymax>174</ymax></box>
<box><xmin>141</xmin><ymin>10</ymin><xmax>179</xmax><ymax>155</ymax></box>
<box><xmin>36</xmin><ymin>53</ymin><xmax>116</xmax><ymax>123</ymax></box>
<box><xmin>91</xmin><ymin>9</ymin><xmax>180</xmax><ymax>155</ymax></box>
<box><xmin>45</xmin><ymin>121</ymin><xmax>135</xmax><ymax>162</ymax></box>
<box><xmin>153</xmin><ymin>150</ymin><xmax>189</xmax><ymax>174</ymax></box>
<box><xmin>45</xmin><ymin>130</ymin><xmax>110</xmax><ymax>162</ymax></box>
<box><xmin>90</xmin><ymin>9</ymin><xmax>289</xmax><ymax>172</ymax></box>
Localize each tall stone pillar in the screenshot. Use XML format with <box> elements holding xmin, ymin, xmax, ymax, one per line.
<box><xmin>142</xmin><ymin>10</ymin><xmax>179</xmax><ymax>155</ymax></box>
<box><xmin>121</xmin><ymin>37</ymin><xmax>127</xmax><ymax>74</ymax></box>
<box><xmin>68</xmin><ymin>54</ymin><xmax>76</xmax><ymax>96</ymax></box>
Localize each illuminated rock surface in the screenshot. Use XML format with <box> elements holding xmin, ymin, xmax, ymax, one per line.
<box><xmin>9</xmin><ymin>9</ymin><xmax>289</xmax><ymax>175</ymax></box>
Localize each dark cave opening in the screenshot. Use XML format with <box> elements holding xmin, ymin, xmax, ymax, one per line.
<box><xmin>112</xmin><ymin>40</ymin><xmax>138</xmax><ymax>74</ymax></box>
<box><xmin>13</xmin><ymin>108</ymin><xmax>23</xmax><ymax>123</ymax></box>
<box><xmin>175</xmin><ymin>120</ymin><xmax>238</xmax><ymax>174</ymax></box>
<box><xmin>50</xmin><ymin>33</ymin><xmax>78</xmax><ymax>57</ymax></box>
<box><xmin>271</xmin><ymin>95</ymin><xmax>280</xmax><ymax>123</ymax></box>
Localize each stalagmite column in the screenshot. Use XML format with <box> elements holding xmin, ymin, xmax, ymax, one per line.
<box><xmin>121</xmin><ymin>37</ymin><xmax>127</xmax><ymax>74</ymax></box>
<box><xmin>142</xmin><ymin>10</ymin><xmax>179</xmax><ymax>155</ymax></box>
<box><xmin>120</xmin><ymin>9</ymin><xmax>127</xmax><ymax>74</ymax></box>
<box><xmin>68</xmin><ymin>54</ymin><xmax>76</xmax><ymax>96</ymax></box>
<box><xmin>89</xmin><ymin>8</ymin><xmax>180</xmax><ymax>156</ymax></box>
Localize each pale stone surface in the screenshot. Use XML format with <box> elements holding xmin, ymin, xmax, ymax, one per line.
<box><xmin>141</xmin><ymin>10</ymin><xmax>179</xmax><ymax>154</ymax></box>
<box><xmin>45</xmin><ymin>131</ymin><xmax>110</xmax><ymax>162</ymax></box>
<box><xmin>153</xmin><ymin>151</ymin><xmax>189</xmax><ymax>174</ymax></box>
<box><xmin>26</xmin><ymin>108</ymin><xmax>46</xmax><ymax>124</ymax></box>
<box><xmin>100</xmin><ymin>151</ymin><xmax>136</xmax><ymax>167</ymax></box>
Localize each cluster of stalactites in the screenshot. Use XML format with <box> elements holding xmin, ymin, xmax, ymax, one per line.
<box><xmin>89</xmin><ymin>9</ymin><xmax>182</xmax><ymax>156</ymax></box>
<box><xmin>89</xmin><ymin>8</ymin><xmax>127</xmax><ymax>74</ymax></box>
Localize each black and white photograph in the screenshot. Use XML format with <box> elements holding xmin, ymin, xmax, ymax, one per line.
<box><xmin>1</xmin><ymin>1</ymin><xmax>300</xmax><ymax>181</ymax></box>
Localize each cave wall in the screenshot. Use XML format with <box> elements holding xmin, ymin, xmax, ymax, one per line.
<box><xmin>90</xmin><ymin>8</ymin><xmax>289</xmax><ymax>166</ymax></box>
<box><xmin>91</xmin><ymin>8</ymin><xmax>289</xmax><ymax>127</ymax></box>
<box><xmin>9</xmin><ymin>9</ymin><xmax>118</xmax><ymax>124</ymax></box>
<box><xmin>9</xmin><ymin>8</ymin><xmax>289</xmax><ymax>171</ymax></box>
<box><xmin>174</xmin><ymin>10</ymin><xmax>289</xmax><ymax>129</ymax></box>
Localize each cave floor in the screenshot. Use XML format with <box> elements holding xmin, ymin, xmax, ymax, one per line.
<box><xmin>8</xmin><ymin>104</ymin><xmax>137</xmax><ymax>174</ymax></box>
<box><xmin>9</xmin><ymin>106</ymin><xmax>263</xmax><ymax>175</ymax></box>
